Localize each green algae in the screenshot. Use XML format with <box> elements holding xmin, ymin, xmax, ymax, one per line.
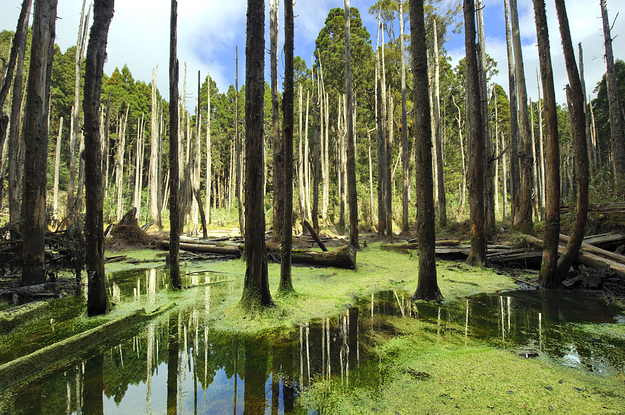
<box><xmin>0</xmin><ymin>301</ymin><xmax>50</xmax><ymax>335</ymax></box>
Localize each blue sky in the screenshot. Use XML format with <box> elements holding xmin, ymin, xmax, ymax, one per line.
<box><xmin>2</xmin><ymin>0</ymin><xmax>624</xmax><ymax>108</ymax></box>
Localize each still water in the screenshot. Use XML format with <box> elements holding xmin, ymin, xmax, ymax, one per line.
<box><xmin>1</xmin><ymin>268</ymin><xmax>623</xmax><ymax>414</ymax></box>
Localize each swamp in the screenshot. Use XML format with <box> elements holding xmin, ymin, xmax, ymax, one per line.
<box><xmin>1</xmin><ymin>236</ymin><xmax>624</xmax><ymax>414</ymax></box>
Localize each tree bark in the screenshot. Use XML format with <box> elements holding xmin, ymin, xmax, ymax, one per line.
<box><xmin>345</xmin><ymin>0</ymin><xmax>359</xmax><ymax>249</ymax></box>
<box><xmin>150</xmin><ymin>65</ymin><xmax>162</xmax><ymax>229</ymax></box>
<box><xmin>465</xmin><ymin>0</ymin><xmax>486</xmax><ymax>266</ymax></box>
<box><xmin>240</xmin><ymin>0</ymin><xmax>273</xmax><ymax>308</ymax></box>
<box><xmin>84</xmin><ymin>0</ymin><xmax>113</xmax><ymax>316</ymax></box>
<box><xmin>270</xmin><ymin>0</ymin><xmax>283</xmax><ymax>241</ymax></box>
<box><xmin>412</xmin><ymin>0</ymin><xmax>440</xmax><ymax>300</ymax></box>
<box><xmin>279</xmin><ymin>0</ymin><xmax>294</xmax><ymax>294</ymax></box>
<box><xmin>115</xmin><ymin>107</ymin><xmax>128</xmax><ymax>222</ymax></box>
<box><xmin>510</xmin><ymin>0</ymin><xmax>534</xmax><ymax>233</ymax></box>
<box><xmin>504</xmin><ymin>0</ymin><xmax>521</xmax><ymax>226</ymax></box>
<box><xmin>400</xmin><ymin>0</ymin><xmax>409</xmax><ymax>234</ymax></box>
<box><xmin>168</xmin><ymin>0</ymin><xmax>181</xmax><ymax>289</ymax></box>
<box><xmin>298</xmin><ymin>83</ymin><xmax>305</xmax><ymax>226</ymax></box>
<box><xmin>433</xmin><ymin>19</ymin><xmax>447</xmax><ymax>229</ymax></box>
<box><xmin>235</xmin><ymin>47</ymin><xmax>244</xmax><ymax>239</ymax></box>
<box><xmin>554</xmin><ymin>0</ymin><xmax>588</xmax><ymax>281</ymax></box>
<box><xmin>21</xmin><ymin>0</ymin><xmax>57</xmax><ymax>286</ymax></box>
<box><xmin>375</xmin><ymin>15</ymin><xmax>387</xmax><ymax>238</ymax></box>
<box><xmin>600</xmin><ymin>0</ymin><xmax>625</xmax><ymax>185</ymax></box>
<box><xmin>312</xmin><ymin>67</ymin><xmax>320</xmax><ymax>234</ymax></box>
<box><xmin>53</xmin><ymin>117</ymin><xmax>63</xmax><ymax>220</ymax></box>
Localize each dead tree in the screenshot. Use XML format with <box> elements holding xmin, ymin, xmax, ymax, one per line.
<box><xmin>411</xmin><ymin>0</ymin><xmax>440</xmax><ymax>300</ymax></box>
<box><xmin>433</xmin><ymin>18</ymin><xmax>447</xmax><ymax>229</ymax></box>
<box><xmin>84</xmin><ymin>0</ymin><xmax>114</xmax><ymax>316</ymax></box>
<box><xmin>21</xmin><ymin>0</ymin><xmax>58</xmax><ymax>286</ymax></box>
<box><xmin>345</xmin><ymin>0</ymin><xmax>359</xmax><ymax>248</ymax></box>
<box><xmin>150</xmin><ymin>65</ymin><xmax>162</xmax><ymax>229</ymax></box>
<box><xmin>169</xmin><ymin>0</ymin><xmax>181</xmax><ymax>289</ymax></box>
<box><xmin>400</xmin><ymin>0</ymin><xmax>409</xmax><ymax>234</ymax></box>
<box><xmin>270</xmin><ymin>0</ymin><xmax>283</xmax><ymax>241</ymax></box>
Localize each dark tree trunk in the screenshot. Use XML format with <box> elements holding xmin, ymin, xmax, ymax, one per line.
<box><xmin>600</xmin><ymin>0</ymin><xmax>625</xmax><ymax>185</ymax></box>
<box><xmin>271</xmin><ymin>0</ymin><xmax>283</xmax><ymax>241</ymax></box>
<box><xmin>166</xmin><ymin>313</ymin><xmax>179</xmax><ymax>415</ymax></box>
<box><xmin>240</xmin><ymin>0</ymin><xmax>273</xmax><ymax>309</ymax></box>
<box><xmin>533</xmin><ymin>0</ymin><xmax>561</xmax><ymax>286</ymax></box>
<box><xmin>84</xmin><ymin>0</ymin><xmax>113</xmax><ymax>316</ymax></box>
<box><xmin>465</xmin><ymin>0</ymin><xmax>486</xmax><ymax>266</ymax></box>
<box><xmin>411</xmin><ymin>0</ymin><xmax>440</xmax><ymax>301</ymax></box>
<box><xmin>21</xmin><ymin>0</ymin><xmax>57</xmax><ymax>286</ymax></box>
<box><xmin>554</xmin><ymin>0</ymin><xmax>588</xmax><ymax>281</ymax></box>
<box><xmin>345</xmin><ymin>0</ymin><xmax>359</xmax><ymax>249</ymax></box>
<box><xmin>168</xmin><ymin>0</ymin><xmax>181</xmax><ymax>289</ymax></box>
<box><xmin>279</xmin><ymin>0</ymin><xmax>294</xmax><ymax>294</ymax></box>
<box><xmin>400</xmin><ymin>0</ymin><xmax>409</xmax><ymax>234</ymax></box>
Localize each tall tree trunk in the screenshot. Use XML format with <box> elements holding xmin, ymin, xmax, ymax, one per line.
<box><xmin>312</xmin><ymin>67</ymin><xmax>320</xmax><ymax>234</ymax></box>
<box><xmin>271</xmin><ymin>0</ymin><xmax>283</xmax><ymax>240</ymax></box>
<box><xmin>68</xmin><ymin>0</ymin><xmax>90</xmax><ymax>218</ymax></box>
<box><xmin>554</xmin><ymin>0</ymin><xmax>588</xmax><ymax>281</ymax></box>
<box><xmin>411</xmin><ymin>0</ymin><xmax>440</xmax><ymax>301</ymax></box>
<box><xmin>76</xmin><ymin>131</ymin><xmax>85</xmax><ymax>213</ymax></box>
<box><xmin>304</xmin><ymin>89</ymin><xmax>311</xmax><ymax>222</ymax></box>
<box><xmin>241</xmin><ymin>0</ymin><xmax>273</xmax><ymax>308</ymax></box>
<box><xmin>537</xmin><ymin>71</ymin><xmax>546</xmax><ymax>213</ymax></box>
<box><xmin>578</xmin><ymin>44</ymin><xmax>596</xmax><ymax>177</ymax></box>
<box><xmin>433</xmin><ymin>19</ymin><xmax>447</xmax><ymax>229</ymax></box>
<box><xmin>0</xmin><ymin>0</ymin><xmax>32</xmax><ymax>150</ymax></box>
<box><xmin>235</xmin><ymin>47</ymin><xmax>244</xmax><ymax>238</ymax></box>
<box><xmin>205</xmin><ymin>62</ymin><xmax>212</xmax><ymax>225</ymax></box>
<box><xmin>298</xmin><ymin>83</ymin><xmax>305</xmax><ymax>226</ymax></box>
<box><xmin>386</xmin><ymin>88</ymin><xmax>393</xmax><ymax>241</ymax></box>
<box><xmin>452</xmin><ymin>96</ymin><xmax>467</xmax><ymax>213</ymax></box>
<box><xmin>279</xmin><ymin>0</ymin><xmax>295</xmax><ymax>294</ymax></box>
<box><xmin>465</xmin><ymin>0</ymin><xmax>486</xmax><ymax>266</ymax></box>
<box><xmin>504</xmin><ymin>0</ymin><xmax>521</xmax><ymax>226</ymax></box>
<box><xmin>345</xmin><ymin>0</ymin><xmax>359</xmax><ymax>248</ymax></box>
<box><xmin>193</xmin><ymin>71</ymin><xmax>202</xmax><ymax>234</ymax></box>
<box><xmin>502</xmin><ymin>132</ymin><xmax>508</xmax><ymax>220</ymax></box>
<box><xmin>134</xmin><ymin>116</ymin><xmax>143</xmax><ymax>217</ymax></box>
<box><xmin>530</xmin><ymin>100</ymin><xmax>540</xmax><ymax>220</ymax></box>
<box><xmin>53</xmin><ymin>116</ymin><xmax>63</xmax><ymax>220</ymax></box>
<box><xmin>400</xmin><ymin>0</ymin><xmax>409</xmax><ymax>234</ymax></box>
<box><xmin>600</xmin><ymin>0</ymin><xmax>625</xmax><ymax>184</ymax></box>
<box><xmin>477</xmin><ymin>0</ymin><xmax>494</xmax><ymax>239</ymax></box>
<box><xmin>494</xmin><ymin>90</ymin><xmax>500</xmax><ymax>217</ymax></box>
<box><xmin>21</xmin><ymin>0</ymin><xmax>57</xmax><ymax>286</ymax></box>
<box><xmin>375</xmin><ymin>17</ymin><xmax>386</xmax><ymax>237</ymax></box>
<box><xmin>8</xmin><ymin>0</ymin><xmax>30</xmax><ymax>231</ymax></box>
<box><xmin>169</xmin><ymin>0</ymin><xmax>181</xmax><ymax>289</ymax></box>
<box><xmin>84</xmin><ymin>0</ymin><xmax>113</xmax><ymax>316</ymax></box>
<box><xmin>534</xmin><ymin>0</ymin><xmax>561</xmax><ymax>287</ymax></box>
<box><xmin>115</xmin><ymin>107</ymin><xmax>128</xmax><ymax>222</ymax></box>
<box><xmin>367</xmin><ymin>128</ymin><xmax>374</xmax><ymax>229</ymax></box>
<box><xmin>150</xmin><ymin>65</ymin><xmax>162</xmax><ymax>229</ymax></box>
<box><xmin>510</xmin><ymin>0</ymin><xmax>534</xmax><ymax>233</ymax></box>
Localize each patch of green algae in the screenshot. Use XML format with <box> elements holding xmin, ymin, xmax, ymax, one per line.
<box><xmin>296</xmin><ymin>315</ymin><xmax>625</xmax><ymax>414</ymax></box>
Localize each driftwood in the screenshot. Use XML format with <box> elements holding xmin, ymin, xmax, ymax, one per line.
<box><xmin>291</xmin><ymin>244</ymin><xmax>356</xmax><ymax>269</ymax></box>
<box><xmin>303</xmin><ymin>220</ymin><xmax>328</xmax><ymax>251</ymax></box>
<box><xmin>523</xmin><ymin>234</ymin><xmax>625</xmax><ymax>277</ymax></box>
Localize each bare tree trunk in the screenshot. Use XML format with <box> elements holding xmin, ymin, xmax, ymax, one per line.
<box><xmin>312</xmin><ymin>68</ymin><xmax>320</xmax><ymax>234</ymax></box>
<box><xmin>400</xmin><ymin>0</ymin><xmax>409</xmax><ymax>234</ymax></box>
<box><xmin>433</xmin><ymin>19</ymin><xmax>447</xmax><ymax>229</ymax></box>
<box><xmin>304</xmin><ymin>89</ymin><xmax>311</xmax><ymax>222</ymax></box>
<box><xmin>530</xmin><ymin>100</ymin><xmax>540</xmax><ymax>220</ymax></box>
<box><xmin>375</xmin><ymin>17</ymin><xmax>386</xmax><ymax>237</ymax></box>
<box><xmin>554</xmin><ymin>0</ymin><xmax>589</xmax><ymax>281</ymax></box>
<box><xmin>504</xmin><ymin>0</ymin><xmax>521</xmax><ymax>226</ymax></box>
<box><xmin>494</xmin><ymin>90</ymin><xmax>500</xmax><ymax>217</ymax></box>
<box><xmin>84</xmin><ymin>0</ymin><xmax>113</xmax><ymax>316</ymax></box>
<box><xmin>533</xmin><ymin>0</ymin><xmax>561</xmax><ymax>287</ymax></box>
<box><xmin>298</xmin><ymin>83</ymin><xmax>305</xmax><ymax>226</ymax></box>
<box><xmin>510</xmin><ymin>0</ymin><xmax>534</xmax><ymax>233</ymax></box>
<box><xmin>193</xmin><ymin>71</ymin><xmax>202</xmax><ymax>234</ymax></box>
<box><xmin>134</xmin><ymin>116</ymin><xmax>143</xmax><ymax>217</ymax></box>
<box><xmin>235</xmin><ymin>47</ymin><xmax>244</xmax><ymax>238</ymax></box>
<box><xmin>465</xmin><ymin>0</ymin><xmax>486</xmax><ymax>266</ymax></box>
<box><xmin>115</xmin><ymin>107</ymin><xmax>128</xmax><ymax>222</ymax></box>
<box><xmin>270</xmin><ymin>0</ymin><xmax>283</xmax><ymax>240</ymax></box>
<box><xmin>411</xmin><ymin>0</ymin><xmax>440</xmax><ymax>301</ymax></box>
<box><xmin>386</xmin><ymin>89</ymin><xmax>393</xmax><ymax>241</ymax></box>
<box><xmin>367</xmin><ymin>129</ymin><xmax>374</xmax><ymax>229</ymax></box>
<box><xmin>241</xmin><ymin>0</ymin><xmax>273</xmax><ymax>308</ymax></box>
<box><xmin>168</xmin><ymin>0</ymin><xmax>181</xmax><ymax>289</ymax></box>
<box><xmin>150</xmin><ymin>65</ymin><xmax>162</xmax><ymax>229</ymax></box>
<box><xmin>8</xmin><ymin>1</ymin><xmax>30</xmax><ymax>231</ymax></box>
<box><xmin>21</xmin><ymin>0</ymin><xmax>57</xmax><ymax>286</ymax></box>
<box><xmin>76</xmin><ymin>131</ymin><xmax>85</xmax><ymax>213</ymax></box>
<box><xmin>502</xmin><ymin>132</ymin><xmax>508</xmax><ymax>220</ymax></box>
<box><xmin>52</xmin><ymin>117</ymin><xmax>63</xmax><ymax>220</ymax></box>
<box><xmin>600</xmin><ymin>0</ymin><xmax>625</xmax><ymax>184</ymax></box>
<box><xmin>68</xmin><ymin>0</ymin><xmax>90</xmax><ymax>218</ymax></box>
<box><xmin>578</xmin><ymin>44</ymin><xmax>596</xmax><ymax>177</ymax></box>
<box><xmin>279</xmin><ymin>0</ymin><xmax>294</xmax><ymax>294</ymax></box>
<box><xmin>537</xmin><ymin>71</ymin><xmax>546</xmax><ymax>213</ymax></box>
<box><xmin>205</xmin><ymin>62</ymin><xmax>212</xmax><ymax>225</ymax></box>
<box><xmin>338</xmin><ymin>95</ymin><xmax>345</xmax><ymax>232</ymax></box>
<box><xmin>345</xmin><ymin>0</ymin><xmax>359</xmax><ymax>248</ymax></box>
<box><xmin>452</xmin><ymin>96</ymin><xmax>467</xmax><ymax>214</ymax></box>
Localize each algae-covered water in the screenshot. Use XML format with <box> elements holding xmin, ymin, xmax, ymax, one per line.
<box><xmin>1</xmin><ymin>264</ymin><xmax>624</xmax><ymax>414</ymax></box>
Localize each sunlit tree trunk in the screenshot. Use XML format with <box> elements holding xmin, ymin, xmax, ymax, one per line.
<box><xmin>304</xmin><ymin>89</ymin><xmax>311</xmax><ymax>222</ymax></box>
<box><xmin>21</xmin><ymin>0</ymin><xmax>57</xmax><ymax>286</ymax></box>
<box><xmin>375</xmin><ymin>14</ymin><xmax>386</xmax><ymax>237</ymax></box>
<box><xmin>412</xmin><ymin>0</ymin><xmax>440</xmax><ymax>300</ymax></box>
<box><xmin>345</xmin><ymin>0</ymin><xmax>358</xmax><ymax>248</ymax></box>
<box><xmin>298</xmin><ymin>83</ymin><xmax>305</xmax><ymax>226</ymax></box>
<box><xmin>465</xmin><ymin>0</ymin><xmax>486</xmax><ymax>266</ymax></box>
<box><xmin>115</xmin><ymin>107</ymin><xmax>128</xmax><ymax>222</ymax></box>
<box><xmin>534</xmin><ymin>0</ymin><xmax>561</xmax><ymax>287</ymax></box>
<box><xmin>270</xmin><ymin>0</ymin><xmax>283</xmax><ymax>240</ymax></box>
<box><xmin>84</xmin><ymin>0</ymin><xmax>113</xmax><ymax>316</ymax></box>
<box><xmin>433</xmin><ymin>19</ymin><xmax>446</xmax><ymax>229</ymax></box>
<box><xmin>312</xmin><ymin>69</ymin><xmax>320</xmax><ymax>233</ymax></box>
<box><xmin>537</xmin><ymin>71</ymin><xmax>546</xmax><ymax>213</ymax></box>
<box><xmin>205</xmin><ymin>62</ymin><xmax>212</xmax><ymax>224</ymax></box>
<box><xmin>235</xmin><ymin>47</ymin><xmax>244</xmax><ymax>238</ymax></box>
<box><xmin>150</xmin><ymin>65</ymin><xmax>162</xmax><ymax>229</ymax></box>
<box><xmin>400</xmin><ymin>0</ymin><xmax>409</xmax><ymax>234</ymax></box>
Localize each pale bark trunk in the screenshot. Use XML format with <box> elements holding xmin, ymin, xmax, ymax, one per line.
<box><xmin>236</xmin><ymin>47</ymin><xmax>244</xmax><ymax>238</ymax></box>
<box><xmin>495</xmin><ymin>92</ymin><xmax>500</xmax><ymax>217</ymax></box>
<box><xmin>453</xmin><ymin>96</ymin><xmax>467</xmax><ymax>213</ymax></box>
<box><xmin>537</xmin><ymin>70</ymin><xmax>546</xmax><ymax>212</ymax></box>
<box><xmin>386</xmin><ymin>89</ymin><xmax>393</xmax><ymax>241</ymax></box>
<box><xmin>116</xmin><ymin>107</ymin><xmax>129</xmax><ymax>222</ymax></box>
<box><xmin>21</xmin><ymin>0</ymin><xmax>57</xmax><ymax>286</ymax></box>
<box><xmin>150</xmin><ymin>65</ymin><xmax>162</xmax><ymax>229</ymax></box>
<box><xmin>76</xmin><ymin>131</ymin><xmax>85</xmax><ymax>213</ymax></box>
<box><xmin>578</xmin><ymin>43</ymin><xmax>596</xmax><ymax>177</ymax></box>
<box><xmin>433</xmin><ymin>19</ymin><xmax>446</xmax><ymax>229</ymax></box>
<box><xmin>367</xmin><ymin>129</ymin><xmax>374</xmax><ymax>229</ymax></box>
<box><xmin>298</xmin><ymin>84</ymin><xmax>305</xmax><ymax>226</ymax></box>
<box><xmin>312</xmin><ymin>66</ymin><xmax>320</xmax><ymax>233</ymax></box>
<box><xmin>502</xmin><ymin>132</ymin><xmax>508</xmax><ymax>220</ymax></box>
<box><xmin>400</xmin><ymin>0</ymin><xmax>409</xmax><ymax>234</ymax></box>
<box><xmin>375</xmin><ymin>16</ymin><xmax>386</xmax><ymax>236</ymax></box>
<box><xmin>530</xmin><ymin>99</ymin><xmax>539</xmax><ymax>220</ymax></box>
<box><xmin>304</xmin><ymin>89</ymin><xmax>311</xmax><ymax>221</ymax></box>
<box><xmin>510</xmin><ymin>0</ymin><xmax>534</xmax><ymax>233</ymax></box>
<box><xmin>270</xmin><ymin>0</ymin><xmax>283</xmax><ymax>240</ymax></box>
<box><xmin>134</xmin><ymin>116</ymin><xmax>143</xmax><ymax>217</ymax></box>
<box><xmin>205</xmin><ymin>62</ymin><xmax>212</xmax><ymax>224</ymax></box>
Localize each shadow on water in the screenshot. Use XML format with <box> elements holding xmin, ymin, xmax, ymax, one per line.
<box><xmin>1</xmin><ymin>267</ymin><xmax>624</xmax><ymax>414</ymax></box>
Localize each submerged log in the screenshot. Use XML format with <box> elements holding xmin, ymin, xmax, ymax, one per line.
<box><xmin>291</xmin><ymin>244</ymin><xmax>356</xmax><ymax>269</ymax></box>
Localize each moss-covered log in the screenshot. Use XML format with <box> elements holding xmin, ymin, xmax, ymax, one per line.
<box><xmin>290</xmin><ymin>244</ymin><xmax>356</xmax><ymax>269</ymax></box>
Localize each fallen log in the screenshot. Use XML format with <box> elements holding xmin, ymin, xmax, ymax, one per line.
<box><xmin>291</xmin><ymin>244</ymin><xmax>356</xmax><ymax>269</ymax></box>
<box><xmin>162</xmin><ymin>240</ymin><xmax>242</xmax><ymax>258</ymax></box>
<box><xmin>303</xmin><ymin>220</ymin><xmax>328</xmax><ymax>251</ymax></box>
<box><xmin>580</xmin><ymin>233</ymin><xmax>625</xmax><ymax>250</ymax></box>
<box><xmin>523</xmin><ymin>234</ymin><xmax>625</xmax><ymax>277</ymax></box>
<box><xmin>559</xmin><ymin>234</ymin><xmax>625</xmax><ymax>265</ymax></box>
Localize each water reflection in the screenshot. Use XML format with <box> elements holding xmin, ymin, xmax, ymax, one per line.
<box><xmin>1</xmin><ymin>284</ymin><xmax>623</xmax><ymax>414</ymax></box>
